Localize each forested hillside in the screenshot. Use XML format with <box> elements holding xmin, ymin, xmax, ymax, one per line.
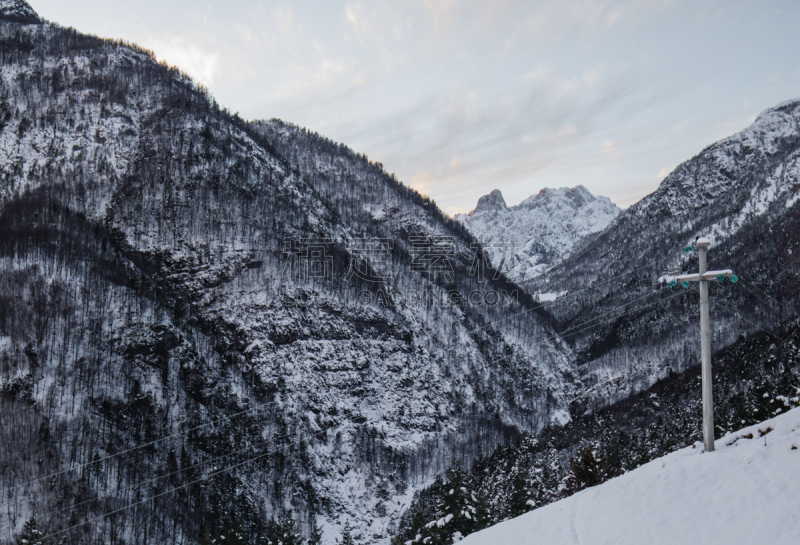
<box><xmin>0</xmin><ymin>4</ymin><xmax>578</xmax><ymax>543</ymax></box>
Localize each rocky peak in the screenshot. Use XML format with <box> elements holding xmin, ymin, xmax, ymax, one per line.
<box><xmin>0</xmin><ymin>0</ymin><xmax>39</xmax><ymax>24</ymax></box>
<box><xmin>474</xmin><ymin>188</ymin><xmax>508</xmax><ymax>213</ymax></box>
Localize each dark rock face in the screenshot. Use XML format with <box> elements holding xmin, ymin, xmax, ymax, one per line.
<box><xmin>474</xmin><ymin>189</ymin><xmax>508</xmax><ymax>213</ymax></box>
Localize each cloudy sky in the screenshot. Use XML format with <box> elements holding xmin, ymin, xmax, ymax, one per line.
<box><xmin>32</xmin><ymin>0</ymin><xmax>800</xmax><ymax>214</ymax></box>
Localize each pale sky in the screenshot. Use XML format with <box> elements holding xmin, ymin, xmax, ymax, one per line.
<box><xmin>30</xmin><ymin>0</ymin><xmax>800</xmax><ymax>215</ymax></box>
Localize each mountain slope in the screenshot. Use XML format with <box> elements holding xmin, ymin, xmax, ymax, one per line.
<box><xmin>530</xmin><ymin>99</ymin><xmax>800</xmax><ymax>410</ymax></box>
<box><xmin>0</xmin><ymin>6</ymin><xmax>576</xmax><ymax>544</ymax></box>
<box><xmin>461</xmin><ymin>406</ymin><xmax>800</xmax><ymax>545</ymax></box>
<box><xmin>455</xmin><ymin>187</ymin><xmax>620</xmax><ymax>283</ymax></box>
<box><xmin>396</xmin><ymin>315</ymin><xmax>800</xmax><ymax>543</ymax></box>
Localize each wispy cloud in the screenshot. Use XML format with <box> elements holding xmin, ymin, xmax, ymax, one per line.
<box><xmin>33</xmin><ymin>0</ymin><xmax>800</xmax><ymax>214</ymax></box>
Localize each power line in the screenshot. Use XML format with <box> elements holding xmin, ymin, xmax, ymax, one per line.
<box><xmin>466</xmin><ymin>261</ymin><xmax>655</xmax><ymax>336</ymax></box>
<box><xmin>461</xmin><ymin>221</ymin><xmax>667</xmax><ymax>337</ymax></box>
<box><xmin>1</xmin><ymin>399</ymin><xmax>279</xmax><ymax>498</ymax></box>
<box><xmin>14</xmin><ymin>279</ymin><xmax>689</xmax><ymax>530</ymax></box>
<box><xmin>554</xmin><ymin>284</ymin><xmax>684</xmax><ymax>343</ymax></box>
<box><xmin>734</xmin><ymin>279</ymin><xmax>793</xmax><ymax>324</ymax></box>
<box><xmin>711</xmin><ymin>291</ymin><xmax>788</xmax><ymax>347</ymax></box>
<box><xmin>710</xmin><ymin>256</ymin><xmax>795</xmax><ymax>324</ymax></box>
<box><xmin>30</xmin><ymin>272</ymin><xmax>777</xmax><ymax>541</ymax></box>
<box><xmin>153</xmin><ymin>0</ymin><xmax>213</xmax><ymax>58</ymax></box>
<box><xmin>21</xmin><ymin>278</ymin><xmax>658</xmax><ymax>531</ymax></box>
<box><xmin>40</xmin><ymin>429</ymin><xmax>327</xmax><ymax>541</ymax></box>
<box><xmin>7</xmin><ymin>203</ymin><xmax>658</xmax><ymax>504</ymax></box>
<box><xmin>33</xmin><ymin>429</ymin><xmax>298</xmax><ymax>522</ymax></box>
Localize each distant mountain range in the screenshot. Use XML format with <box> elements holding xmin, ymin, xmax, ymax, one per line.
<box><xmin>454</xmin><ymin>187</ymin><xmax>620</xmax><ymax>283</ymax></box>
<box><xmin>456</xmin><ymin>98</ymin><xmax>800</xmax><ymax>413</ymax></box>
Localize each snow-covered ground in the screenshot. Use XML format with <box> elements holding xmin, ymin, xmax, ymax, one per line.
<box><xmin>462</xmin><ymin>407</ymin><xmax>800</xmax><ymax>545</ymax></box>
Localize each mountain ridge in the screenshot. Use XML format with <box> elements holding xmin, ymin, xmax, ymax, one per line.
<box><xmin>1</xmin><ymin>3</ymin><xmax>800</xmax><ymax>544</ymax></box>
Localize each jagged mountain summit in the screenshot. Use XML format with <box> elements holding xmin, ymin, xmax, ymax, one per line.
<box><xmin>454</xmin><ymin>186</ymin><xmax>620</xmax><ymax>282</ymax></box>
<box><xmin>0</xmin><ymin>8</ymin><xmax>576</xmax><ymax>545</ymax></box>
<box><xmin>0</xmin><ymin>0</ymin><xmax>39</xmax><ymax>24</ymax></box>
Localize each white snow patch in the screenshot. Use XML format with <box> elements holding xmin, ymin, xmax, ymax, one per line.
<box><xmin>536</xmin><ymin>291</ymin><xmax>567</xmax><ymax>302</ymax></box>
<box><xmin>550</xmin><ymin>409</ymin><xmax>570</xmax><ymax>425</ymax></box>
<box><xmin>462</xmin><ymin>407</ymin><xmax>800</xmax><ymax>545</ymax></box>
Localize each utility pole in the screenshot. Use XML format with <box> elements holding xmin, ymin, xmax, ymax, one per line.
<box><xmin>674</xmin><ymin>238</ymin><xmax>735</xmax><ymax>452</ymax></box>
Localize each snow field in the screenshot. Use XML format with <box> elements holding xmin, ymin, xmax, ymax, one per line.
<box><xmin>462</xmin><ymin>407</ymin><xmax>800</xmax><ymax>545</ymax></box>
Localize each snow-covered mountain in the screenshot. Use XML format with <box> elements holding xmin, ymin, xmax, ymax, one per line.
<box><xmin>3</xmin><ymin>1</ymin><xmax>800</xmax><ymax>543</ymax></box>
<box><xmin>461</xmin><ymin>406</ymin><xmax>800</xmax><ymax>545</ymax></box>
<box><xmin>0</xmin><ymin>4</ymin><xmax>576</xmax><ymax>544</ymax></box>
<box><xmin>454</xmin><ymin>187</ymin><xmax>620</xmax><ymax>283</ymax></box>
<box><xmin>531</xmin><ymin>97</ymin><xmax>800</xmax><ymax>411</ymax></box>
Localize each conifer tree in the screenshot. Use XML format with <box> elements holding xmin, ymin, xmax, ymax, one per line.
<box><xmin>572</xmin><ymin>447</ymin><xmax>606</xmax><ymax>490</ymax></box>
<box><xmin>508</xmin><ymin>473</ymin><xmax>531</xmax><ymax>518</ymax></box>
<box><xmin>222</xmin><ymin>518</ymin><xmax>248</xmax><ymax>545</ymax></box>
<box><xmin>337</xmin><ymin>520</ymin><xmax>355</xmax><ymax>545</ymax></box>
<box><xmin>410</xmin><ymin>461</ymin><xmax>494</xmax><ymax>544</ymax></box>
<box><xmin>196</xmin><ymin>524</ymin><xmax>214</xmax><ymax>545</ymax></box>
<box><xmin>16</xmin><ymin>517</ymin><xmax>47</xmax><ymax>545</ymax></box>
<box><xmin>307</xmin><ymin>517</ymin><xmax>323</xmax><ymax>545</ymax></box>
<box><xmin>262</xmin><ymin>510</ymin><xmax>302</xmax><ymax>545</ymax></box>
